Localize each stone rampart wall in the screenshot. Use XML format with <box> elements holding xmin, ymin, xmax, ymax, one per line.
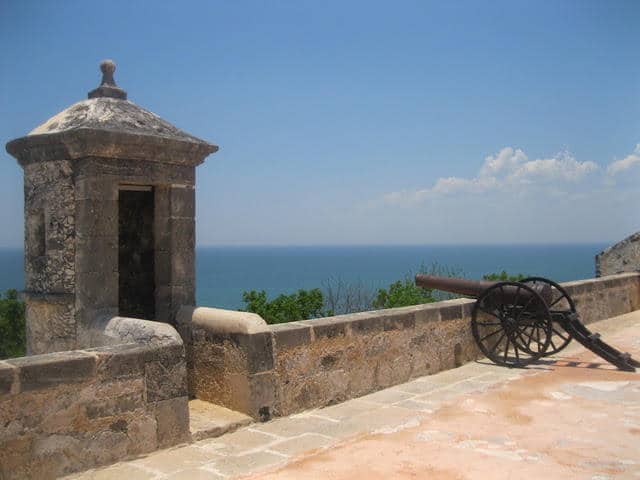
<box><xmin>0</xmin><ymin>317</ymin><xmax>189</xmax><ymax>480</ymax></box>
<box><xmin>185</xmin><ymin>273</ymin><xmax>640</xmax><ymax>420</ymax></box>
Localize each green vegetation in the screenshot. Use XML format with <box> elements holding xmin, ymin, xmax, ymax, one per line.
<box><xmin>372</xmin><ymin>278</ymin><xmax>434</xmax><ymax>309</ymax></box>
<box><xmin>482</xmin><ymin>271</ymin><xmax>526</xmax><ymax>282</ymax></box>
<box><xmin>0</xmin><ymin>289</ymin><xmax>26</xmax><ymax>359</ymax></box>
<box><xmin>242</xmin><ymin>266</ymin><xmax>527</xmax><ymax>324</ymax></box>
<box><xmin>242</xmin><ymin>288</ymin><xmax>325</xmax><ymax>324</ymax></box>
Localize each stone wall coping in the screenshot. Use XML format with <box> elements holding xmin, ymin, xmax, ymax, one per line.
<box><xmin>178</xmin><ymin>305</ymin><xmax>269</xmax><ymax>335</ymax></box>
<box><xmin>264</xmin><ymin>275</ymin><xmax>639</xmax><ymax>338</ymax></box>
<box><xmin>269</xmin><ymin>297</ymin><xmax>475</xmax><ymax>335</ymax></box>
<box><xmin>100</xmin><ymin>315</ymin><xmax>183</xmax><ymax>345</ymax></box>
<box><xmin>1</xmin><ymin>315</ymin><xmax>185</xmax><ymax>397</ymax></box>
<box><xmin>561</xmin><ymin>272</ymin><xmax>639</xmax><ymax>288</ymax></box>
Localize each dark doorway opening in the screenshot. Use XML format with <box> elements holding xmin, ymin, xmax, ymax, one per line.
<box><xmin>118</xmin><ymin>187</ymin><xmax>155</xmax><ymax>319</ymax></box>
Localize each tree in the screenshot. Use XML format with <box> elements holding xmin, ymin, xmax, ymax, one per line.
<box><xmin>372</xmin><ymin>278</ymin><xmax>435</xmax><ymax>309</ymax></box>
<box><xmin>0</xmin><ymin>289</ymin><xmax>26</xmax><ymax>359</ymax></box>
<box><xmin>242</xmin><ymin>288</ymin><xmax>325</xmax><ymax>324</ymax></box>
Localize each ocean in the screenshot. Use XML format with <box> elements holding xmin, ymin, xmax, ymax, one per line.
<box><xmin>0</xmin><ymin>244</ymin><xmax>608</xmax><ymax>310</ymax></box>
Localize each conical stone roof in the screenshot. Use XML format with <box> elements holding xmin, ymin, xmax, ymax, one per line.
<box><xmin>7</xmin><ymin>60</ymin><xmax>218</xmax><ymax>166</ymax></box>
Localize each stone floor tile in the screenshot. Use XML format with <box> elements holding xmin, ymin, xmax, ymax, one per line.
<box><xmin>131</xmin><ymin>445</ymin><xmax>217</xmax><ymax>474</ymax></box>
<box><xmin>394</xmin><ymin>398</ymin><xmax>438</xmax><ymax>412</ymax></box>
<box><xmin>164</xmin><ymin>467</ymin><xmax>225</xmax><ymax>479</ymax></box>
<box><xmin>357</xmin><ymin>388</ymin><xmax>415</xmax><ymax>405</ymax></box>
<box><xmin>315</xmin><ymin>399</ymin><xmax>381</xmax><ymax>421</ymax></box>
<box><xmin>197</xmin><ymin>427</ymin><xmax>278</xmax><ymax>455</ymax></box>
<box><xmin>189</xmin><ymin>399</ymin><xmax>253</xmax><ymax>441</ymax></box>
<box><xmin>415</xmin><ymin>365</ymin><xmax>492</xmax><ymax>384</ymax></box>
<box><xmin>345</xmin><ymin>405</ymin><xmax>425</xmax><ymax>434</ymax></box>
<box><xmin>395</xmin><ymin>379</ymin><xmax>444</xmax><ymax>394</ymax></box>
<box><xmin>207</xmin><ymin>451</ymin><xmax>287</xmax><ymax>477</ymax></box>
<box><xmin>251</xmin><ymin>415</ymin><xmax>339</xmax><ymax>438</ymax></box>
<box><xmin>65</xmin><ymin>464</ymin><xmax>156</xmax><ymax>480</ymax></box>
<box><xmin>269</xmin><ymin>433</ymin><xmax>334</xmax><ymax>456</ymax></box>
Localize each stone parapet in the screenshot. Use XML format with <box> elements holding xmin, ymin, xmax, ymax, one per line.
<box><xmin>184</xmin><ymin>273</ymin><xmax>640</xmax><ymax>420</ymax></box>
<box><xmin>596</xmin><ymin>232</ymin><xmax>640</xmax><ymax>277</ymax></box>
<box><xmin>0</xmin><ymin>317</ymin><xmax>189</xmax><ymax>480</ymax></box>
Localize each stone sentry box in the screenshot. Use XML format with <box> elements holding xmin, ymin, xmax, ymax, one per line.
<box><xmin>6</xmin><ymin>60</ymin><xmax>218</xmax><ymax>355</ymax></box>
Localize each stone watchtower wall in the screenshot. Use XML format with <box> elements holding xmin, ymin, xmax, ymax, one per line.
<box><xmin>6</xmin><ymin>60</ymin><xmax>217</xmax><ymax>355</ymax></box>
<box><xmin>596</xmin><ymin>231</ymin><xmax>640</xmax><ymax>277</ymax></box>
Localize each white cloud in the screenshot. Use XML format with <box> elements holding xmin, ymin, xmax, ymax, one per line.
<box><xmin>383</xmin><ymin>147</ymin><xmax>599</xmax><ymax>206</ymax></box>
<box><xmin>507</xmin><ymin>151</ymin><xmax>597</xmax><ymax>184</ymax></box>
<box><xmin>607</xmin><ymin>144</ymin><xmax>640</xmax><ymax>176</ymax></box>
<box><xmin>479</xmin><ymin>147</ymin><xmax>528</xmax><ymax>177</ymax></box>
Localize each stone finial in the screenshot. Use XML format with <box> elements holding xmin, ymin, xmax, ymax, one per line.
<box><xmin>88</xmin><ymin>59</ymin><xmax>127</xmax><ymax>100</ymax></box>
<box><xmin>99</xmin><ymin>59</ymin><xmax>117</xmax><ymax>86</ymax></box>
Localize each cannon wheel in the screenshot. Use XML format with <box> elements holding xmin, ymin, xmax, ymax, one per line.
<box><xmin>471</xmin><ymin>281</ymin><xmax>552</xmax><ymax>368</ymax></box>
<box><xmin>521</xmin><ymin>277</ymin><xmax>574</xmax><ymax>356</ymax></box>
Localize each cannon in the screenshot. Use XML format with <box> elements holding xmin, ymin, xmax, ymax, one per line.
<box><xmin>415</xmin><ymin>274</ymin><xmax>640</xmax><ymax>371</ymax></box>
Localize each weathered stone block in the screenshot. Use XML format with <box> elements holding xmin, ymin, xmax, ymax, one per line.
<box><xmin>155</xmin><ymin>396</ymin><xmax>190</xmax><ymax>448</ymax></box>
<box><xmin>248</xmin><ymin>372</ymin><xmax>278</xmax><ymax>421</ymax></box>
<box><xmin>24</xmin><ymin>295</ymin><xmax>76</xmax><ymax>355</ymax></box>
<box><xmin>146</xmin><ymin>360</ymin><xmax>188</xmax><ymax>402</ymax></box>
<box><xmin>8</xmin><ymin>351</ymin><xmax>96</xmax><ymax>391</ymax></box>
<box><xmin>145</xmin><ymin>344</ymin><xmax>188</xmax><ymax>402</ymax></box>
<box><xmin>75</xmin><ymin>199</ymin><xmax>117</xmax><ymax>237</ymax></box>
<box><xmin>171</xmin><ymin>248</ymin><xmax>195</xmax><ymax>286</ymax></box>
<box><xmin>75</xmin><ymin>176</ymin><xmax>118</xmax><ymax>201</ymax></box>
<box><xmin>383</xmin><ymin>312</ymin><xmax>415</xmax><ymax>331</ymax></box>
<box><xmin>76</xmin><ymin>235</ymin><xmax>118</xmax><ymax>273</ymax></box>
<box><xmin>85</xmin><ymin>391</ymin><xmax>144</xmax><ymax>419</ymax></box>
<box><xmin>91</xmin><ymin>343</ymin><xmax>148</xmax><ymax>379</ymax></box>
<box><xmin>171</xmin><ymin>217</ymin><xmax>196</xmax><ymax>253</ymax></box>
<box><xmin>414</xmin><ymin>305</ymin><xmax>441</xmax><ymax>326</ymax></box>
<box><xmin>237</xmin><ymin>332</ymin><xmax>274</xmax><ymax>374</ymax></box>
<box><xmin>312</xmin><ymin>317</ymin><xmax>349</xmax><ymax>339</ymax></box>
<box><xmin>170</xmin><ymin>185</ymin><xmax>195</xmax><ymax>218</ymax></box>
<box><xmin>0</xmin><ymin>361</ymin><xmax>16</xmax><ymax>395</ymax></box>
<box><xmin>440</xmin><ymin>303</ymin><xmax>463</xmax><ymax>321</ymax></box>
<box><xmin>271</xmin><ymin>323</ymin><xmax>312</xmax><ymax>350</ymax></box>
<box><xmin>350</xmin><ymin>314</ymin><xmax>384</xmax><ymax>335</ymax></box>
<box><xmin>76</xmin><ymin>271</ymin><xmax>118</xmax><ymax>308</ymax></box>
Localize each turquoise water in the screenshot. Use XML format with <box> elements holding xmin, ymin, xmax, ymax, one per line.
<box><xmin>0</xmin><ymin>244</ymin><xmax>607</xmax><ymax>309</ymax></box>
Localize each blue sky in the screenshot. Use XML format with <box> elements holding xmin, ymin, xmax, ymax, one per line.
<box><xmin>1</xmin><ymin>0</ymin><xmax>638</xmax><ymax>246</ymax></box>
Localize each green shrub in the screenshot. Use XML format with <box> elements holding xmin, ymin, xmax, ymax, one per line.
<box><xmin>372</xmin><ymin>278</ymin><xmax>435</xmax><ymax>309</ymax></box>
<box><xmin>482</xmin><ymin>271</ymin><xmax>526</xmax><ymax>282</ymax></box>
<box><xmin>242</xmin><ymin>288</ymin><xmax>325</xmax><ymax>324</ymax></box>
<box><xmin>0</xmin><ymin>289</ymin><xmax>26</xmax><ymax>359</ymax></box>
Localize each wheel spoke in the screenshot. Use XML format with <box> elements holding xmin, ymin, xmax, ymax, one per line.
<box><xmin>516</xmin><ymin>325</ymin><xmax>539</xmax><ymax>350</ymax></box>
<box><xmin>489</xmin><ymin>331</ymin><xmax>507</xmax><ymax>355</ymax></box>
<box><xmin>551</xmin><ymin>326</ymin><xmax>569</xmax><ymax>341</ymax></box>
<box><xmin>475</xmin><ymin>320</ymin><xmax>502</xmax><ymax>327</ymax></box>
<box><xmin>515</xmin><ymin>295</ymin><xmax>536</xmax><ymax>323</ymax></box>
<box><xmin>477</xmin><ymin>305</ymin><xmax>502</xmax><ymax>322</ymax></box>
<box><xmin>479</xmin><ymin>328</ymin><xmax>503</xmax><ymax>342</ymax></box>
<box><xmin>503</xmin><ymin>336</ymin><xmax>510</xmax><ymax>362</ymax></box>
<box><xmin>549</xmin><ymin>294</ymin><xmax>567</xmax><ymax>308</ymax></box>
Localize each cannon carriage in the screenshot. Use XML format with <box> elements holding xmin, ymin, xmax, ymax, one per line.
<box><xmin>415</xmin><ymin>275</ymin><xmax>640</xmax><ymax>371</ymax></box>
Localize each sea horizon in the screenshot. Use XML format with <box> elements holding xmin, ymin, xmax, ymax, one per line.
<box><xmin>0</xmin><ymin>243</ymin><xmax>610</xmax><ymax>310</ymax></box>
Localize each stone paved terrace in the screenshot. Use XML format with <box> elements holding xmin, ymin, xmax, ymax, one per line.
<box><xmin>67</xmin><ymin>310</ymin><xmax>640</xmax><ymax>480</ymax></box>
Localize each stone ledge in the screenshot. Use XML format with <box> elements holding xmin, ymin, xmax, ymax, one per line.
<box><xmin>0</xmin><ymin>360</ymin><xmax>17</xmax><ymax>395</ymax></box>
<box><xmin>178</xmin><ymin>306</ymin><xmax>269</xmax><ymax>335</ymax></box>
<box><xmin>6</xmin><ymin>350</ymin><xmax>96</xmax><ymax>392</ymax></box>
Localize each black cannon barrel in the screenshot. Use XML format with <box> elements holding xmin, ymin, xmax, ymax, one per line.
<box><xmin>415</xmin><ymin>274</ymin><xmax>497</xmax><ymax>298</ymax></box>
<box><xmin>415</xmin><ymin>274</ymin><xmax>553</xmax><ymax>305</ymax></box>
